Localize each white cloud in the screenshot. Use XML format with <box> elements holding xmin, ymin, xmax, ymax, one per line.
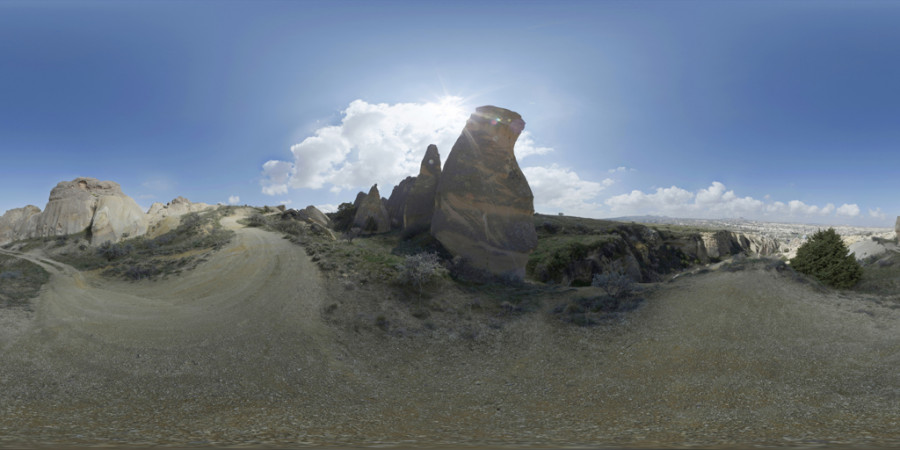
<box><xmin>523</xmin><ymin>164</ymin><xmax>609</xmax><ymax>216</ymax></box>
<box><xmin>261</xmin><ymin>97</ymin><xmax>470</xmax><ymax>195</ymax></box>
<box><xmin>279</xmin><ymin>199</ymin><xmax>292</xmax><ymax>206</ymax></box>
<box><xmin>837</xmin><ymin>203</ymin><xmax>860</xmax><ymax>217</ymax></box>
<box><xmin>608</xmin><ymin>166</ymin><xmax>635</xmax><ymax>173</ymax></box>
<box><xmin>316</xmin><ymin>204</ymin><xmax>338</xmax><ymax>214</ymax></box>
<box><xmin>227</xmin><ymin>195</ymin><xmax>240</xmax><ymax>205</ymax></box>
<box><xmin>604</xmin><ymin>181</ymin><xmax>863</xmax><ymax>223</ymax></box>
<box><xmin>868</xmin><ymin>207</ymin><xmax>885</xmax><ymax>220</ymax></box>
<box><xmin>605</xmin><ymin>185</ymin><xmax>696</xmax><ymax>216</ymax></box>
<box><xmin>514</xmin><ymin>131</ymin><xmax>554</xmax><ymax>159</ymax></box>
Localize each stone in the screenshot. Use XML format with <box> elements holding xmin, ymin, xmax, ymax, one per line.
<box><xmin>352</xmin><ymin>191</ymin><xmax>367</xmax><ymax>210</ymax></box>
<box><xmin>896</xmin><ymin>216</ymin><xmax>900</xmax><ymax>243</ymax></box>
<box><xmin>33</xmin><ymin>177</ymin><xmax>147</xmax><ymax>244</ymax></box>
<box><xmin>386</xmin><ymin>176</ymin><xmax>416</xmax><ymax>229</ymax></box>
<box><xmin>431</xmin><ymin>106</ymin><xmax>537</xmax><ymax>279</ymax></box>
<box><xmin>146</xmin><ymin>196</ymin><xmax>214</xmax><ymax>238</ymax></box>
<box><xmin>0</xmin><ymin>205</ymin><xmax>42</xmax><ymax>245</ymax></box>
<box><xmin>282</xmin><ymin>205</ymin><xmax>331</xmax><ymax>229</ymax></box>
<box><xmin>403</xmin><ymin>144</ymin><xmax>441</xmax><ymax>236</ymax></box>
<box><xmin>352</xmin><ymin>184</ymin><xmax>390</xmax><ymax>233</ymax></box>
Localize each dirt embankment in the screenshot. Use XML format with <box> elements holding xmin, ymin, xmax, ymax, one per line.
<box><xmin>1</xmin><ymin>213</ymin><xmax>898</xmax><ymax>448</ymax></box>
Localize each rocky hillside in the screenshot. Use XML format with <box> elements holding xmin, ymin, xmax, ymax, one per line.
<box><xmin>528</xmin><ymin>214</ymin><xmax>779</xmax><ymax>285</ymax></box>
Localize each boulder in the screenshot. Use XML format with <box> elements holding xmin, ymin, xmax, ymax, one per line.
<box><xmin>403</xmin><ymin>144</ymin><xmax>441</xmax><ymax>236</ymax></box>
<box><xmin>431</xmin><ymin>106</ymin><xmax>537</xmax><ymax>279</ymax></box>
<box><xmin>353</xmin><ymin>184</ymin><xmax>390</xmax><ymax>234</ymax></box>
<box><xmin>386</xmin><ymin>176</ymin><xmax>416</xmax><ymax>229</ymax></box>
<box><xmin>0</xmin><ymin>205</ymin><xmax>42</xmax><ymax>245</ymax></box>
<box><xmin>33</xmin><ymin>177</ymin><xmax>147</xmax><ymax>244</ymax></box>
<box><xmin>282</xmin><ymin>205</ymin><xmax>331</xmax><ymax>229</ymax></box>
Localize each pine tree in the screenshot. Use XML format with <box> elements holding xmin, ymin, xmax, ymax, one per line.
<box><xmin>790</xmin><ymin>228</ymin><xmax>862</xmax><ymax>289</ymax></box>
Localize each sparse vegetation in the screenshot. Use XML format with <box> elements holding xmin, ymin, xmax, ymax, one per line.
<box><xmin>0</xmin><ymin>255</ymin><xmax>49</xmax><ymax>308</ymax></box>
<box><xmin>592</xmin><ymin>267</ymin><xmax>634</xmax><ymax>298</ymax></box>
<box><xmin>395</xmin><ymin>252</ymin><xmax>447</xmax><ymax>295</ymax></box>
<box><xmin>790</xmin><ymin>228</ymin><xmax>863</xmax><ymax>289</ymax></box>
<box><xmin>51</xmin><ymin>207</ymin><xmax>235</xmax><ymax>280</ymax></box>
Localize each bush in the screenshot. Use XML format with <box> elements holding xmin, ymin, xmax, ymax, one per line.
<box><xmin>245</xmin><ymin>213</ymin><xmax>268</xmax><ymax>227</ymax></box>
<box><xmin>790</xmin><ymin>228</ymin><xmax>862</xmax><ymax>289</ymax></box>
<box><xmin>592</xmin><ymin>268</ymin><xmax>634</xmax><ymax>298</ymax></box>
<box><xmin>96</xmin><ymin>241</ymin><xmax>133</xmax><ymax>261</ymax></box>
<box><xmin>395</xmin><ymin>252</ymin><xmax>447</xmax><ymax>295</ymax></box>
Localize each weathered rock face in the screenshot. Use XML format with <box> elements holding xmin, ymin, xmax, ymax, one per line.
<box><xmin>403</xmin><ymin>144</ymin><xmax>441</xmax><ymax>236</ymax></box>
<box><xmin>146</xmin><ymin>196</ymin><xmax>214</xmax><ymax>238</ymax></box>
<box><xmin>353</xmin><ymin>184</ymin><xmax>390</xmax><ymax>233</ymax></box>
<box><xmin>352</xmin><ymin>191</ymin><xmax>367</xmax><ymax>210</ymax></box>
<box><xmin>431</xmin><ymin>106</ymin><xmax>537</xmax><ymax>279</ymax></box>
<box><xmin>386</xmin><ymin>176</ymin><xmax>416</xmax><ymax>229</ymax></box>
<box><xmin>0</xmin><ymin>205</ymin><xmax>42</xmax><ymax>245</ymax></box>
<box><xmin>32</xmin><ymin>178</ymin><xmax>147</xmax><ymax>244</ymax></box>
<box><xmin>700</xmin><ymin>231</ymin><xmax>778</xmax><ymax>260</ymax></box>
<box><xmin>282</xmin><ymin>205</ymin><xmax>331</xmax><ymax>229</ymax></box>
<box><xmin>896</xmin><ymin>216</ymin><xmax>900</xmax><ymax>242</ymax></box>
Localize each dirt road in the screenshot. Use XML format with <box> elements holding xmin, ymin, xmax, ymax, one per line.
<box><xmin>1</xmin><ymin>216</ymin><xmax>898</xmax><ymax>448</ymax></box>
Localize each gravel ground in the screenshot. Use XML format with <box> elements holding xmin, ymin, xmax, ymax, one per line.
<box><xmin>1</xmin><ymin>214</ymin><xmax>898</xmax><ymax>448</ymax></box>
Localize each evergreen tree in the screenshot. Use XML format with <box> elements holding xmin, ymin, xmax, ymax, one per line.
<box><xmin>790</xmin><ymin>228</ymin><xmax>862</xmax><ymax>289</ymax></box>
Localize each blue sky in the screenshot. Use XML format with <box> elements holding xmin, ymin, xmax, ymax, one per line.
<box><xmin>1</xmin><ymin>0</ymin><xmax>898</xmax><ymax>226</ymax></box>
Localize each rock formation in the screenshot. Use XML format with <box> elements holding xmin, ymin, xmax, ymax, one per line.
<box><xmin>352</xmin><ymin>191</ymin><xmax>367</xmax><ymax>210</ymax></box>
<box><xmin>386</xmin><ymin>176</ymin><xmax>416</xmax><ymax>229</ymax></box>
<box><xmin>896</xmin><ymin>216</ymin><xmax>900</xmax><ymax>243</ymax></box>
<box><xmin>282</xmin><ymin>205</ymin><xmax>331</xmax><ymax>229</ymax></box>
<box><xmin>0</xmin><ymin>205</ymin><xmax>42</xmax><ymax>245</ymax></box>
<box><xmin>353</xmin><ymin>184</ymin><xmax>390</xmax><ymax>233</ymax></box>
<box><xmin>31</xmin><ymin>178</ymin><xmax>147</xmax><ymax>244</ymax></box>
<box><xmin>146</xmin><ymin>196</ymin><xmax>214</xmax><ymax>238</ymax></box>
<box><xmin>431</xmin><ymin>106</ymin><xmax>537</xmax><ymax>279</ymax></box>
<box><xmin>403</xmin><ymin>144</ymin><xmax>441</xmax><ymax>236</ymax></box>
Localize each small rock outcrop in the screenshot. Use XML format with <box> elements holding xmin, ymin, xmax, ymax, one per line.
<box><xmin>353</xmin><ymin>184</ymin><xmax>390</xmax><ymax>233</ymax></box>
<box><xmin>0</xmin><ymin>205</ymin><xmax>42</xmax><ymax>245</ymax></box>
<box><xmin>145</xmin><ymin>196</ymin><xmax>214</xmax><ymax>238</ymax></box>
<box><xmin>896</xmin><ymin>216</ymin><xmax>900</xmax><ymax>242</ymax></box>
<box><xmin>431</xmin><ymin>106</ymin><xmax>538</xmax><ymax>279</ymax></box>
<box><xmin>282</xmin><ymin>205</ymin><xmax>331</xmax><ymax>229</ymax></box>
<box><xmin>34</xmin><ymin>178</ymin><xmax>147</xmax><ymax>244</ymax></box>
<box><xmin>403</xmin><ymin>144</ymin><xmax>441</xmax><ymax>236</ymax></box>
<box><xmin>386</xmin><ymin>176</ymin><xmax>416</xmax><ymax>229</ymax></box>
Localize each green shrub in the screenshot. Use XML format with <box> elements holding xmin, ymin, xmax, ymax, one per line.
<box><xmin>329</xmin><ymin>202</ymin><xmax>357</xmax><ymax>232</ymax></box>
<box><xmin>790</xmin><ymin>228</ymin><xmax>862</xmax><ymax>289</ymax></box>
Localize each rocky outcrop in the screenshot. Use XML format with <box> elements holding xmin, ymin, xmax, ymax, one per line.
<box><xmin>699</xmin><ymin>231</ymin><xmax>779</xmax><ymax>260</ymax></box>
<box><xmin>352</xmin><ymin>191</ymin><xmax>367</xmax><ymax>210</ymax></box>
<box><xmin>431</xmin><ymin>106</ymin><xmax>537</xmax><ymax>280</ymax></box>
<box><xmin>403</xmin><ymin>144</ymin><xmax>441</xmax><ymax>236</ymax></box>
<box><xmin>353</xmin><ymin>184</ymin><xmax>390</xmax><ymax>233</ymax></box>
<box><xmin>145</xmin><ymin>196</ymin><xmax>214</xmax><ymax>238</ymax></box>
<box><xmin>386</xmin><ymin>176</ymin><xmax>415</xmax><ymax>229</ymax></box>
<box><xmin>282</xmin><ymin>205</ymin><xmax>331</xmax><ymax>229</ymax></box>
<box><xmin>896</xmin><ymin>216</ymin><xmax>900</xmax><ymax>242</ymax></box>
<box><xmin>530</xmin><ymin>218</ymin><xmax>784</xmax><ymax>286</ymax></box>
<box><xmin>32</xmin><ymin>178</ymin><xmax>147</xmax><ymax>244</ymax></box>
<box><xmin>0</xmin><ymin>205</ymin><xmax>42</xmax><ymax>245</ymax></box>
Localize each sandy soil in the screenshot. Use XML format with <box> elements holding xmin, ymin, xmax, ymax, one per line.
<box><xmin>1</xmin><ymin>215</ymin><xmax>898</xmax><ymax>448</ymax></box>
